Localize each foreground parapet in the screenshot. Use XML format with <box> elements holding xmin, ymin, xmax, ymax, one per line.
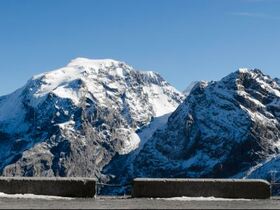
<box><xmin>0</xmin><ymin>177</ymin><xmax>96</xmax><ymax>197</ymax></box>
<box><xmin>132</xmin><ymin>178</ymin><xmax>271</xmax><ymax>199</ymax></box>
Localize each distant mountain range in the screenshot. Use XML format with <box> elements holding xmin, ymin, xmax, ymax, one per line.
<box><xmin>0</xmin><ymin>58</ymin><xmax>279</xmax><ymax>195</ymax></box>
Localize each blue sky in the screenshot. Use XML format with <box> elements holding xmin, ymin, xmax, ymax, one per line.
<box><xmin>0</xmin><ymin>0</ymin><xmax>280</xmax><ymax>95</ymax></box>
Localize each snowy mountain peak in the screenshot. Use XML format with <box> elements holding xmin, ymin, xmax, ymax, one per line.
<box><xmin>68</xmin><ymin>57</ymin><xmax>121</xmax><ymax>65</ymax></box>
<box><xmin>0</xmin><ymin>57</ymin><xmax>183</xmax><ymax>181</ymax></box>
<box><xmin>134</xmin><ymin>68</ymin><xmax>280</xmax><ymax>184</ymax></box>
<box><xmin>67</xmin><ymin>57</ymin><xmax>128</xmax><ymax>71</ymax></box>
<box><xmin>238</xmin><ymin>68</ymin><xmax>250</xmax><ymax>73</ymax></box>
<box><xmin>219</xmin><ymin>68</ymin><xmax>279</xmax><ymax>93</ymax></box>
<box><xmin>19</xmin><ymin>57</ymin><xmax>182</xmax><ymax>110</ymax></box>
<box><xmin>4</xmin><ymin>57</ymin><xmax>183</xmax><ymax>121</ymax></box>
<box><xmin>235</xmin><ymin>68</ymin><xmax>266</xmax><ymax>78</ymax></box>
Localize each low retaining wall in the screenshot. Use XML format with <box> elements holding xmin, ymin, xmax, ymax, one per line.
<box><xmin>0</xmin><ymin>177</ymin><xmax>96</xmax><ymax>197</ymax></box>
<box><xmin>132</xmin><ymin>178</ymin><xmax>271</xmax><ymax>199</ymax></box>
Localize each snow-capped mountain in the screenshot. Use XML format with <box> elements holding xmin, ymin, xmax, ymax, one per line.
<box><xmin>134</xmin><ymin>69</ymin><xmax>280</xmax><ymax>183</ymax></box>
<box><xmin>1</xmin><ymin>62</ymin><xmax>280</xmax><ymax>195</ymax></box>
<box><xmin>0</xmin><ymin>58</ymin><xmax>183</xmax><ymax>181</ymax></box>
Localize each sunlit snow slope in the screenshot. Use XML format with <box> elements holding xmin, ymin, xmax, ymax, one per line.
<box><xmin>0</xmin><ymin>58</ymin><xmax>183</xmax><ymax>181</ymax></box>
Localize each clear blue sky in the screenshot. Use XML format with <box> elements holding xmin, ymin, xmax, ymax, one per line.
<box><xmin>0</xmin><ymin>0</ymin><xmax>280</xmax><ymax>96</ymax></box>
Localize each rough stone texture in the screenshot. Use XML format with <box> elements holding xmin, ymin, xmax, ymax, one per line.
<box><xmin>132</xmin><ymin>178</ymin><xmax>271</xmax><ymax>199</ymax></box>
<box><xmin>0</xmin><ymin>177</ymin><xmax>96</xmax><ymax>197</ymax></box>
<box><xmin>134</xmin><ymin>69</ymin><xmax>280</xmax><ymax>184</ymax></box>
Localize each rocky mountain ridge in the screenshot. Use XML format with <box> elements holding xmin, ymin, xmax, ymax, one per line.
<box><xmin>1</xmin><ymin>62</ymin><xmax>280</xmax><ymax>195</ymax></box>
<box><xmin>133</xmin><ymin>69</ymin><xmax>280</xmax><ymax>183</ymax></box>
<box><xmin>0</xmin><ymin>58</ymin><xmax>183</xmax><ymax>182</ymax></box>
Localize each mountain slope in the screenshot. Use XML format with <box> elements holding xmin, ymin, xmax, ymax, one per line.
<box><xmin>134</xmin><ymin>69</ymin><xmax>280</xmax><ymax>181</ymax></box>
<box><xmin>0</xmin><ymin>58</ymin><xmax>183</xmax><ymax>182</ymax></box>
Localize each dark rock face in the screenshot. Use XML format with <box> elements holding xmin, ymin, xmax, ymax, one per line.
<box><xmin>0</xmin><ymin>58</ymin><xmax>183</xmax><ymax>185</ymax></box>
<box><xmin>134</xmin><ymin>69</ymin><xmax>280</xmax><ymax>182</ymax></box>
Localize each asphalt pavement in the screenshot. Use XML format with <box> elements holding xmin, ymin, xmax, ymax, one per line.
<box><xmin>0</xmin><ymin>196</ymin><xmax>280</xmax><ymax>209</ymax></box>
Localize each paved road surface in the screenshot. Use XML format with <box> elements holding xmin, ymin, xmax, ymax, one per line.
<box><xmin>0</xmin><ymin>196</ymin><xmax>280</xmax><ymax>209</ymax></box>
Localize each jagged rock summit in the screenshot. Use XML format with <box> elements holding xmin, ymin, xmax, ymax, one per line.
<box><xmin>134</xmin><ymin>68</ymin><xmax>280</xmax><ymax>182</ymax></box>
<box><xmin>0</xmin><ymin>58</ymin><xmax>183</xmax><ymax>180</ymax></box>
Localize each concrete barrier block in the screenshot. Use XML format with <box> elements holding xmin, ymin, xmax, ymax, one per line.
<box><xmin>132</xmin><ymin>178</ymin><xmax>271</xmax><ymax>199</ymax></box>
<box><xmin>0</xmin><ymin>177</ymin><xmax>96</xmax><ymax>197</ymax></box>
